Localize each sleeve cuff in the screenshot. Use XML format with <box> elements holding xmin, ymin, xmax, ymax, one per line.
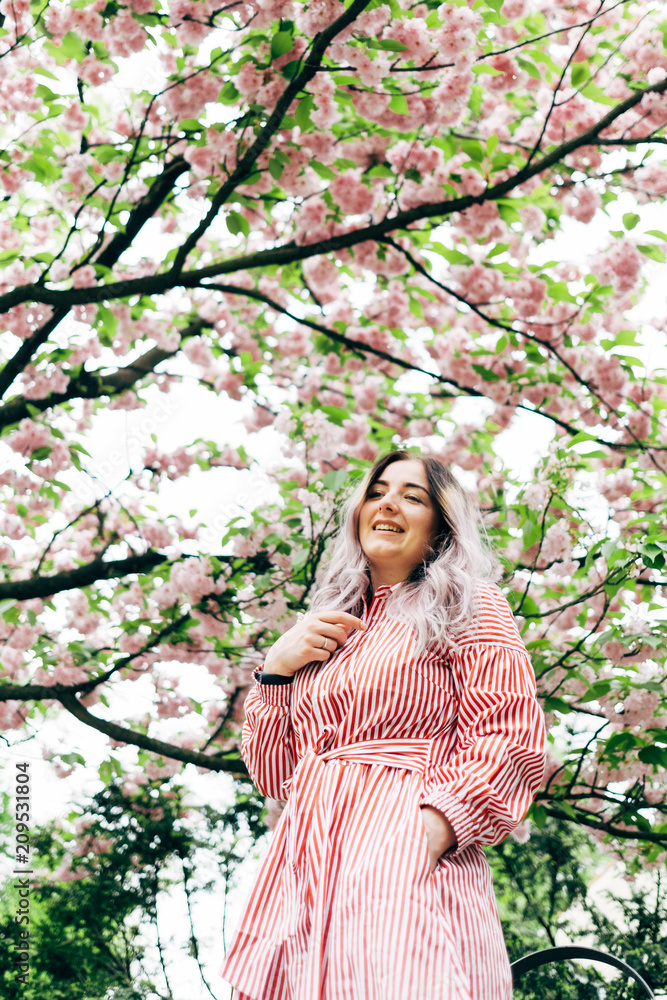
<box><xmin>252</xmin><ymin>667</ymin><xmax>293</xmax><ymax>705</ymax></box>
<box><xmin>419</xmin><ymin>790</ymin><xmax>479</xmax><ymax>853</ymax></box>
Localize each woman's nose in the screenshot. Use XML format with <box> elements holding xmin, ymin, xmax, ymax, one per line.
<box><xmin>378</xmin><ymin>495</ymin><xmax>397</xmax><ymax>510</ymax></box>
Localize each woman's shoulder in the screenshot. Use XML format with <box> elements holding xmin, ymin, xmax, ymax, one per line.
<box><xmin>452</xmin><ymin>580</ymin><xmax>526</xmax><ymax>650</ymax></box>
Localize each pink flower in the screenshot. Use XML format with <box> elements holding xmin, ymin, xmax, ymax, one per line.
<box><xmin>565</xmin><ymin>186</ymin><xmax>601</xmax><ymax>223</ymax></box>
<box><xmin>510</xmin><ymin>820</ymin><xmax>531</xmax><ymax>844</ymax></box>
<box><xmin>329</xmin><ymin>173</ymin><xmax>375</xmax><ymax>217</ymax></box>
<box><xmin>522</xmin><ymin>483</ymin><xmax>549</xmax><ymax>511</ymax></box>
<box><xmin>162</xmin><ymin>72</ymin><xmax>220</xmax><ymax>120</ymax></box>
<box><xmin>485</xmin><ymin>54</ymin><xmax>523</xmax><ymax>93</ymax></box>
<box><xmin>78</xmin><ymin>56</ymin><xmax>115</xmax><ymax>87</ymax></box>
<box><xmin>296</xmin><ymin>0</ymin><xmax>344</xmax><ymax>35</ymax></box>
<box><xmin>591</xmin><ymin>239</ymin><xmax>642</xmax><ymax>296</ymax></box>
<box><xmin>71</xmin><ymin>265</ymin><xmax>97</xmax><ymax>288</ymax></box>
<box><xmin>170</xmin><ymin>0</ymin><xmax>215</xmax><ymax>44</ymax></box>
<box><xmin>104</xmin><ymin>12</ymin><xmax>147</xmax><ymax>57</ymax></box>
<box><xmin>541</xmin><ymin>522</ymin><xmax>572</xmax><ymax>562</ymax></box>
<box><xmin>243</xmin><ymin>405</ymin><xmax>276</xmax><ymax>433</ymax></box>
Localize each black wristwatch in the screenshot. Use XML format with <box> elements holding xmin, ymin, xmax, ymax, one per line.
<box><xmin>254</xmin><ymin>669</ymin><xmax>294</xmax><ymax>685</ymax></box>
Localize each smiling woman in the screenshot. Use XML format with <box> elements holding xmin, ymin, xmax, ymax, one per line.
<box><xmin>357</xmin><ymin>459</ymin><xmax>441</xmax><ymax>588</ymax></box>
<box><xmin>221</xmin><ymin>451</ymin><xmax>546</xmax><ymax>1000</ymax></box>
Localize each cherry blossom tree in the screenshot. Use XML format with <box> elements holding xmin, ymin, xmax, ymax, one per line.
<box><xmin>1</xmin><ymin>0</ymin><xmax>667</xmax><ymax>864</ymax></box>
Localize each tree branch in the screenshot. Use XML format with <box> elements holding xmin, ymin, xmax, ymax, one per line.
<box><xmin>58</xmin><ymin>692</ymin><xmax>248</xmax><ymax>775</ymax></box>
<box><xmin>543</xmin><ymin>803</ymin><xmax>667</xmax><ymax>846</ymax></box>
<box><xmin>2</xmin><ymin>75</ymin><xmax>666</xmax><ymax>316</ymax></box>
<box><xmin>170</xmin><ymin>0</ymin><xmax>376</xmax><ymax>273</ymax></box>
<box><xmin>0</xmin><ymin>683</ymin><xmax>249</xmax><ymax>776</ymax></box>
<box><xmin>0</xmin><ymin>317</ymin><xmax>212</xmax><ymax>429</ymax></box>
<box><xmin>0</xmin><ymin>552</ymin><xmax>168</xmax><ymax>601</ymax></box>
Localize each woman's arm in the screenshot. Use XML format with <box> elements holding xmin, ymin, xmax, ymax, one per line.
<box><xmin>420</xmin><ymin>636</ymin><xmax>547</xmax><ymax>853</ymax></box>
<box><xmin>241</xmin><ymin>678</ymin><xmax>296</xmax><ymax>799</ymax></box>
<box><xmin>241</xmin><ymin>610</ymin><xmax>366</xmax><ymax>797</ymax></box>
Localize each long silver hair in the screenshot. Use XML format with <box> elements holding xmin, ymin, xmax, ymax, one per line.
<box><xmin>309</xmin><ymin>451</ymin><xmax>499</xmax><ymax>654</ymax></box>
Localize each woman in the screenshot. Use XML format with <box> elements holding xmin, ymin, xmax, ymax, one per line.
<box><xmin>221</xmin><ymin>450</ymin><xmax>546</xmax><ymax>1000</ymax></box>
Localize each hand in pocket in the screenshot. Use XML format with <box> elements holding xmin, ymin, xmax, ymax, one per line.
<box><xmin>420</xmin><ymin>806</ymin><xmax>457</xmax><ymax>873</ymax></box>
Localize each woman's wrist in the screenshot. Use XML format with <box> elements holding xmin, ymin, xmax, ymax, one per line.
<box><xmin>262</xmin><ymin>653</ymin><xmax>294</xmax><ymax>678</ymax></box>
<box><xmin>254</xmin><ymin>667</ymin><xmax>293</xmax><ymax>686</ymax></box>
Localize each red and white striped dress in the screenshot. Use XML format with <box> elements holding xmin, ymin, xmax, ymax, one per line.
<box><xmin>221</xmin><ymin>581</ymin><xmax>546</xmax><ymax>1000</ymax></box>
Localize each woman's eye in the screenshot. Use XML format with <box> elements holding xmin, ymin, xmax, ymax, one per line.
<box><xmin>367</xmin><ymin>490</ymin><xmax>383</xmax><ymax>499</ymax></box>
<box><xmin>406</xmin><ymin>495</ymin><xmax>423</xmax><ymax>503</ymax></box>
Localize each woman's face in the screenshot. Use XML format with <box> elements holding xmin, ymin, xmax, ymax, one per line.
<box><xmin>358</xmin><ymin>459</ymin><xmax>442</xmax><ymax>589</ymax></box>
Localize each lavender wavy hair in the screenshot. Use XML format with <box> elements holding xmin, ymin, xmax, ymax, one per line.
<box><xmin>309</xmin><ymin>450</ymin><xmax>499</xmax><ymax>654</ymax></box>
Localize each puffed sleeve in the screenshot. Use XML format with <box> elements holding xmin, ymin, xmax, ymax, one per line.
<box><xmin>241</xmin><ymin>677</ymin><xmax>296</xmax><ymax>799</ymax></box>
<box><xmin>419</xmin><ymin>587</ymin><xmax>546</xmax><ymax>852</ymax></box>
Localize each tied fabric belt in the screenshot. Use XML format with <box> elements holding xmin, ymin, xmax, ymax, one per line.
<box><xmin>282</xmin><ymin>728</ymin><xmax>432</xmax><ymax>874</ymax></box>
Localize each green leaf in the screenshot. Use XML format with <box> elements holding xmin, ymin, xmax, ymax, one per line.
<box><xmin>270</xmin><ymin>30</ymin><xmax>294</xmax><ymax>60</ymax></box>
<box><xmin>529</xmin><ymin>803</ymin><xmax>548</xmax><ymax>828</ymax></box>
<box><xmin>226</xmin><ymin>211</ymin><xmax>250</xmax><ymax>237</ymax></box>
<box><xmin>322</xmin><ymin>468</ymin><xmax>348</xmax><ymax>492</ymax></box>
<box><xmin>580</xmin><ymin>84</ymin><xmax>617</xmax><ymax>106</ymax></box>
<box><xmin>567</xmin><ymin>430</ymin><xmax>598</xmax><ymax>447</ymax></box>
<box><xmin>218</xmin><ymin>81</ymin><xmax>240</xmax><ymax>104</ymax></box>
<box><xmin>310</xmin><ymin>160</ymin><xmax>336</xmax><ymax>180</ymax></box>
<box><xmin>388</xmin><ymin>93</ymin><xmax>409</xmax><ymax>115</ymax></box>
<box><xmin>460</xmin><ymin>139</ymin><xmax>484</xmax><ymax>162</ymax></box>
<box><xmin>0</xmin><ymin>249</ymin><xmax>19</xmax><ymax>268</ymax></box>
<box><xmin>295</xmin><ymin>95</ymin><xmax>315</xmax><ymax>130</ymax></box>
<box><xmin>471</xmin><ymin>364</ymin><xmax>500</xmax><ymax>382</ymax></box>
<box><xmin>178</xmin><ymin>118</ymin><xmax>203</xmax><ymax>132</ymax></box>
<box><xmin>638</xmin><ymin>244</ymin><xmax>666</xmax><ymax>263</ymax></box>
<box><xmin>371</xmin><ymin>39</ymin><xmax>409</xmax><ymax>51</ymax></box>
<box><xmin>515</xmin><ymin>56</ymin><xmax>541</xmax><ymax>81</ymax></box>
<box><xmin>432</xmin><ymin>243</ymin><xmax>473</xmax><ymax>265</ymax></box>
<box><xmin>472</xmin><ymin>64</ymin><xmax>504</xmax><ymax>76</ymax></box>
<box><xmin>320</xmin><ymin>405</ymin><xmax>351</xmax><ymax>426</ymax></box>
<box><xmin>268</xmin><ymin>157</ymin><xmax>284</xmax><ymax>181</ymax></box>
<box><xmin>49</xmin><ymin>31</ymin><xmax>88</xmax><ymax>63</ymax></box>
<box><xmin>290</xmin><ymin>547</ymin><xmax>310</xmax><ymax>571</ymax></box>
<box><xmin>571</xmin><ymin>63</ymin><xmax>589</xmax><ymax>88</ymax></box>
<box><xmin>645</xmin><ymin>230</ymin><xmax>667</xmax><ymax>241</ymax></box>
<box><xmin>485</xmin><ymin>243</ymin><xmax>509</xmax><ymax>259</ymax></box>
<box><xmin>579</xmin><ymin>680</ymin><xmax>612</xmax><ymax>704</ymax></box>
<box><xmin>638</xmin><ymin>745</ymin><xmax>667</xmax><ymax>768</ymax></box>
<box><xmin>623</xmin><ymin>212</ymin><xmax>640</xmax><ymax>230</ymax></box>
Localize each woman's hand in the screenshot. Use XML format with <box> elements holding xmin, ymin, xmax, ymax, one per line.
<box><xmin>420</xmin><ymin>805</ymin><xmax>457</xmax><ymax>873</ymax></box>
<box><xmin>263</xmin><ymin>611</ymin><xmax>366</xmax><ymax>678</ymax></box>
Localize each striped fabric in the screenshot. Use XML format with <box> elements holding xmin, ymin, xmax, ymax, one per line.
<box><xmin>221</xmin><ymin>581</ymin><xmax>546</xmax><ymax>999</ymax></box>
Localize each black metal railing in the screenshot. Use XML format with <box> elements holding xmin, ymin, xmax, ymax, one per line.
<box><xmin>511</xmin><ymin>946</ymin><xmax>655</xmax><ymax>997</ymax></box>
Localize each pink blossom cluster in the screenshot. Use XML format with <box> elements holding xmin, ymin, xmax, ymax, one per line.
<box><xmin>185</xmin><ymin>129</ymin><xmax>238</xmax><ymax>179</ymax></box>
<box><xmin>541</xmin><ymin>522</ymin><xmax>572</xmax><ymax>563</ymax></box>
<box><xmin>591</xmin><ymin>239</ymin><xmax>642</xmax><ymax>296</ymax></box>
<box><xmin>564</xmin><ymin>186</ymin><xmax>602</xmax><ymax>223</ymax></box>
<box><xmin>162</xmin><ymin>71</ymin><xmax>220</xmax><ymax>121</ymax></box>
<box><xmin>433</xmin><ymin>4</ymin><xmax>480</xmax><ymax>69</ymax></box>
<box><xmin>151</xmin><ymin>556</ymin><xmax>225</xmax><ymax>608</ymax></box>
<box><xmin>170</xmin><ymin>0</ymin><xmax>217</xmax><ymax>44</ymax></box>
<box><xmin>143</xmin><ymin>445</ymin><xmax>195</xmax><ymax>480</ymax></box>
<box><xmin>296</xmin><ymin>0</ymin><xmax>345</xmax><ymax>36</ymax></box>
